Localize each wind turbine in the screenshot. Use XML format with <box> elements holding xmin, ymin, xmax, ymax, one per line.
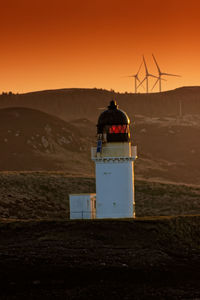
<box><xmin>137</xmin><ymin>56</ymin><xmax>159</xmax><ymax>93</ymax></box>
<box><xmin>126</xmin><ymin>62</ymin><xmax>144</xmax><ymax>93</ymax></box>
<box><xmin>152</xmin><ymin>54</ymin><xmax>181</xmax><ymax>92</ymax></box>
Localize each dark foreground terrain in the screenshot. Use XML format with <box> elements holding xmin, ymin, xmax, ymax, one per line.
<box><xmin>0</xmin><ymin>172</ymin><xmax>199</xmax><ymax>299</ymax></box>
<box><xmin>0</xmin><ymin>216</ymin><xmax>200</xmax><ymax>299</ymax></box>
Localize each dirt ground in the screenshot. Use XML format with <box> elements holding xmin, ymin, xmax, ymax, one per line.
<box><xmin>0</xmin><ymin>217</ymin><xmax>200</xmax><ymax>299</ymax></box>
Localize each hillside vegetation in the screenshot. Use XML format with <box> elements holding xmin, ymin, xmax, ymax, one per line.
<box><xmin>0</xmin><ymin>172</ymin><xmax>199</xmax><ymax>220</ymax></box>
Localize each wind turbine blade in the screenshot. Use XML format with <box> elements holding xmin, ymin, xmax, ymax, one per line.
<box><xmin>151</xmin><ymin>78</ymin><xmax>159</xmax><ymax>91</ymax></box>
<box><xmin>136</xmin><ymin>61</ymin><xmax>143</xmax><ymax>76</ymax></box>
<box><xmin>137</xmin><ymin>76</ymin><xmax>146</xmax><ymax>89</ymax></box>
<box><xmin>152</xmin><ymin>54</ymin><xmax>161</xmax><ymax>74</ymax></box>
<box><xmin>161</xmin><ymin>72</ymin><xmax>181</xmax><ymax>77</ymax></box>
<box><xmin>148</xmin><ymin>74</ymin><xmax>159</xmax><ymax>79</ymax></box>
<box><xmin>136</xmin><ymin>77</ymin><xmax>145</xmax><ymax>90</ymax></box>
<box><xmin>143</xmin><ymin>55</ymin><xmax>148</xmax><ymax>75</ymax></box>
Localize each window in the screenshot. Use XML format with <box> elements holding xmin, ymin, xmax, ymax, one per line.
<box><xmin>109</xmin><ymin>125</ymin><xmax>128</xmax><ymax>134</ymax></box>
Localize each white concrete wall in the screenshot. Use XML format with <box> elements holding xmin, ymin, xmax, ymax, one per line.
<box><xmin>95</xmin><ymin>160</ymin><xmax>135</xmax><ymax>218</ymax></box>
<box><xmin>69</xmin><ymin>194</ymin><xmax>96</xmax><ymax>219</ymax></box>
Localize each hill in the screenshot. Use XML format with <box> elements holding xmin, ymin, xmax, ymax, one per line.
<box><xmin>1</xmin><ymin>88</ymin><xmax>200</xmax><ymax>184</ymax></box>
<box><xmin>1</xmin><ymin>106</ymin><xmax>200</xmax><ymax>184</ymax></box>
<box><xmin>0</xmin><ymin>107</ymin><xmax>94</xmax><ymax>174</ymax></box>
<box><xmin>1</xmin><ymin>86</ymin><xmax>200</xmax><ymax>123</ymax></box>
<box><xmin>133</xmin><ymin>114</ymin><xmax>200</xmax><ymax>184</ymax></box>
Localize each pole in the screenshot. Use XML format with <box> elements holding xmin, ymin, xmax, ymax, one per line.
<box><xmin>159</xmin><ymin>77</ymin><xmax>161</xmax><ymax>92</ymax></box>
<box><xmin>135</xmin><ymin>78</ymin><xmax>137</xmax><ymax>93</ymax></box>
<box><xmin>146</xmin><ymin>77</ymin><xmax>148</xmax><ymax>93</ymax></box>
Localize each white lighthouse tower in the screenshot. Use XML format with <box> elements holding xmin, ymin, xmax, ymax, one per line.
<box><xmin>91</xmin><ymin>100</ymin><xmax>137</xmax><ymax>219</ymax></box>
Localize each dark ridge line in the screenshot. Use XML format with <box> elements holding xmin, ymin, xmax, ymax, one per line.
<box><xmin>1</xmin><ymin>86</ymin><xmax>200</xmax><ymax>97</ymax></box>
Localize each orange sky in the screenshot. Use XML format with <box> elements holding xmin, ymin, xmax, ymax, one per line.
<box><xmin>0</xmin><ymin>0</ymin><xmax>200</xmax><ymax>93</ymax></box>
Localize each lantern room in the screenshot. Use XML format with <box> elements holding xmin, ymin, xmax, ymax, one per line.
<box><xmin>97</xmin><ymin>100</ymin><xmax>130</xmax><ymax>143</ymax></box>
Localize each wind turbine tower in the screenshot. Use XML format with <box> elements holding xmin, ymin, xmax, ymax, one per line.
<box><xmin>138</xmin><ymin>56</ymin><xmax>158</xmax><ymax>93</ymax></box>
<box><xmin>126</xmin><ymin>62</ymin><xmax>143</xmax><ymax>93</ymax></box>
<box><xmin>152</xmin><ymin>54</ymin><xmax>181</xmax><ymax>92</ymax></box>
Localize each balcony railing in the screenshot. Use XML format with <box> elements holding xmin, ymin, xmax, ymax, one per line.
<box><xmin>91</xmin><ymin>145</ymin><xmax>137</xmax><ymax>160</ymax></box>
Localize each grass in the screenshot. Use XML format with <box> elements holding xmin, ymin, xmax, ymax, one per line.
<box><xmin>0</xmin><ymin>172</ymin><xmax>199</xmax><ymax>220</ymax></box>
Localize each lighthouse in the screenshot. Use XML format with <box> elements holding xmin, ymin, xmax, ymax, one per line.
<box><xmin>91</xmin><ymin>100</ymin><xmax>137</xmax><ymax>219</ymax></box>
<box><xmin>69</xmin><ymin>99</ymin><xmax>137</xmax><ymax>219</ymax></box>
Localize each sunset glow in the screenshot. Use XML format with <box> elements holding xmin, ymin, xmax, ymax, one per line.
<box><xmin>1</xmin><ymin>0</ymin><xmax>200</xmax><ymax>93</ymax></box>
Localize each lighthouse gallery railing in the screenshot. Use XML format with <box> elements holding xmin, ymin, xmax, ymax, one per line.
<box><xmin>91</xmin><ymin>145</ymin><xmax>137</xmax><ymax>159</ymax></box>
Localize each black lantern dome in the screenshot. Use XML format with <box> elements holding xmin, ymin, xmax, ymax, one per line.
<box><xmin>97</xmin><ymin>100</ymin><xmax>130</xmax><ymax>143</ymax></box>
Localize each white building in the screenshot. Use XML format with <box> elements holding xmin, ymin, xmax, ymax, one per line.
<box><xmin>69</xmin><ymin>100</ymin><xmax>137</xmax><ymax>219</ymax></box>
<box><xmin>69</xmin><ymin>194</ymin><xmax>96</xmax><ymax>219</ymax></box>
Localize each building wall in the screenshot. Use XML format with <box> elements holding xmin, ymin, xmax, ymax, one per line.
<box><xmin>95</xmin><ymin>160</ymin><xmax>135</xmax><ymax>218</ymax></box>
<box><xmin>70</xmin><ymin>194</ymin><xmax>96</xmax><ymax>219</ymax></box>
